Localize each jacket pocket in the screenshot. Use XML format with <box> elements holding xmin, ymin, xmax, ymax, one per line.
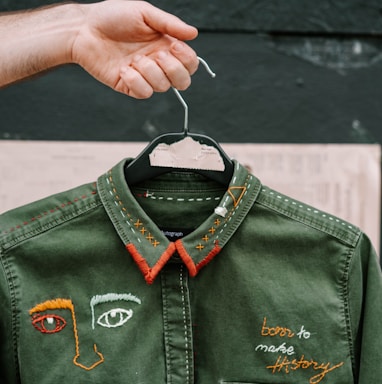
<box><xmin>220</xmin><ymin>381</ymin><xmax>292</xmax><ymax>384</ymax></box>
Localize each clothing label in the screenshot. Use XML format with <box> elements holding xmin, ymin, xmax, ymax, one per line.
<box><xmin>161</xmin><ymin>228</ymin><xmax>193</xmax><ymax>241</ymax></box>
<box><xmin>149</xmin><ymin>136</ymin><xmax>225</xmax><ymax>171</ymax></box>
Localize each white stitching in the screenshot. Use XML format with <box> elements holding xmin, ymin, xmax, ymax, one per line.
<box><xmin>261</xmin><ymin>187</ymin><xmax>353</xmax><ymax>229</ymax></box>
<box><xmin>143</xmin><ymin>195</ymin><xmax>222</xmax><ymax>203</ymax></box>
<box><xmin>179</xmin><ymin>266</ymin><xmax>190</xmax><ymax>382</ymax></box>
<box><xmin>106</xmin><ymin>176</ymin><xmax>142</xmax><ymax>244</ymax></box>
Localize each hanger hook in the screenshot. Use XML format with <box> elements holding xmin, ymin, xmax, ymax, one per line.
<box><xmin>172</xmin><ymin>56</ymin><xmax>216</xmax><ymax>135</ymax></box>
<box><xmin>197</xmin><ymin>56</ymin><xmax>216</xmax><ymax>78</ymax></box>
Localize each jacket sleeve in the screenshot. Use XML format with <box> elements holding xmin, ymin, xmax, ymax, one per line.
<box><xmin>0</xmin><ymin>249</ymin><xmax>18</xmax><ymax>383</ymax></box>
<box><xmin>348</xmin><ymin>233</ymin><xmax>382</xmax><ymax>383</ymax></box>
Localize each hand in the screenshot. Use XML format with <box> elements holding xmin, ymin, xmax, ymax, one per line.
<box><xmin>72</xmin><ymin>0</ymin><xmax>199</xmax><ymax>98</ymax></box>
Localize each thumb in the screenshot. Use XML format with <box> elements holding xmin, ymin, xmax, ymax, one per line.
<box><xmin>143</xmin><ymin>4</ymin><xmax>198</xmax><ymax>41</ymax></box>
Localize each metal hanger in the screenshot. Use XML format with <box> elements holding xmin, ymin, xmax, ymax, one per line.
<box><xmin>124</xmin><ymin>57</ymin><xmax>234</xmax><ymax>186</ymax></box>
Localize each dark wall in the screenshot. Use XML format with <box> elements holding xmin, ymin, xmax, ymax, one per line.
<box><xmin>1</xmin><ymin>0</ymin><xmax>382</xmax><ymax>144</ymax></box>
<box><xmin>3</xmin><ymin>0</ymin><xmax>382</xmax><ymax>33</ymax></box>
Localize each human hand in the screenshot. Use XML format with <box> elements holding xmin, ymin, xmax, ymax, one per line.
<box><xmin>72</xmin><ymin>0</ymin><xmax>199</xmax><ymax>98</ymax></box>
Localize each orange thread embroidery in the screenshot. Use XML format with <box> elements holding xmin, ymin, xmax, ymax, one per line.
<box><xmin>196</xmin><ymin>244</ymin><xmax>205</xmax><ymax>251</ymax></box>
<box><xmin>175</xmin><ymin>240</ymin><xmax>222</xmax><ymax>278</ymax></box>
<box><xmin>261</xmin><ymin>317</ymin><xmax>295</xmax><ymax>338</ymax></box>
<box><xmin>228</xmin><ymin>186</ymin><xmax>247</xmax><ymax>207</ymax></box>
<box><xmin>126</xmin><ymin>242</ymin><xmax>176</xmax><ymax>284</ymax></box>
<box><xmin>202</xmin><ymin>235</ymin><xmax>209</xmax><ymax>242</ymax></box>
<box><xmin>214</xmin><ymin>219</ymin><xmax>221</xmax><ymax>226</ymax></box>
<box><xmin>106</xmin><ymin>171</ymin><xmax>160</xmax><ymax>247</ymax></box>
<box><xmin>208</xmin><ymin>227</ymin><xmax>216</xmax><ymax>234</ymax></box>
<box><xmin>31</xmin><ymin>313</ymin><xmax>66</xmax><ymax>334</ymax></box>
<box><xmin>146</xmin><ymin>233</ymin><xmax>154</xmax><ymax>242</ymax></box>
<box><xmin>152</xmin><ymin>240</ymin><xmax>160</xmax><ymax>247</ymax></box>
<box><xmin>30</xmin><ymin>299</ymin><xmax>104</xmax><ymax>371</ymax></box>
<box><xmin>134</xmin><ymin>219</ymin><xmax>143</xmax><ymax>228</ymax></box>
<box><xmin>266</xmin><ymin>354</ymin><xmax>344</xmax><ymax>384</ymax></box>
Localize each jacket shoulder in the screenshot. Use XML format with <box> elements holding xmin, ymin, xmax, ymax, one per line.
<box><xmin>256</xmin><ymin>185</ymin><xmax>362</xmax><ymax>248</ymax></box>
<box><xmin>0</xmin><ymin>182</ymin><xmax>100</xmax><ymax>249</ymax></box>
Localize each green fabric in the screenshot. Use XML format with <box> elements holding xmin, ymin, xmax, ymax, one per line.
<box><xmin>0</xmin><ymin>159</ymin><xmax>381</xmax><ymax>384</ymax></box>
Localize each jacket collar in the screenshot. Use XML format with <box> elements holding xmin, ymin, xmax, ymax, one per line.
<box><xmin>97</xmin><ymin>159</ymin><xmax>261</xmax><ymax>284</ymax></box>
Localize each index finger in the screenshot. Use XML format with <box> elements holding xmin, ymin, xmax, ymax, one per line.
<box><xmin>142</xmin><ymin>2</ymin><xmax>198</xmax><ymax>41</ymax></box>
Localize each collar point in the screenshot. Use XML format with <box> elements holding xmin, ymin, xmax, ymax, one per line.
<box><xmin>126</xmin><ymin>242</ymin><xmax>176</xmax><ymax>284</ymax></box>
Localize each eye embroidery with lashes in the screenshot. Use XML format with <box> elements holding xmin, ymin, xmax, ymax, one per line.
<box><xmin>96</xmin><ymin>308</ymin><xmax>134</xmax><ymax>328</ymax></box>
<box><xmin>31</xmin><ymin>313</ymin><xmax>67</xmax><ymax>334</ymax></box>
<box><xmin>90</xmin><ymin>293</ymin><xmax>142</xmax><ymax>330</ymax></box>
<box><xmin>28</xmin><ymin>293</ymin><xmax>141</xmax><ymax>371</ymax></box>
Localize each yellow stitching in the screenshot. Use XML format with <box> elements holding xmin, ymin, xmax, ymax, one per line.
<box><xmin>146</xmin><ymin>233</ymin><xmax>154</xmax><ymax>241</ymax></box>
<box><xmin>261</xmin><ymin>317</ymin><xmax>295</xmax><ymax>338</ymax></box>
<box><xmin>228</xmin><ymin>186</ymin><xmax>247</xmax><ymax>207</ymax></box>
<box><xmin>208</xmin><ymin>227</ymin><xmax>216</xmax><ymax>234</ymax></box>
<box><xmin>107</xmin><ymin>171</ymin><xmax>160</xmax><ymax>246</ymax></box>
<box><xmin>266</xmin><ymin>355</ymin><xmax>344</xmax><ymax>384</ymax></box>
<box><xmin>134</xmin><ymin>219</ymin><xmax>143</xmax><ymax>228</ymax></box>
<box><xmin>73</xmin><ymin>344</ymin><xmax>104</xmax><ymax>371</ymax></box>
<box><xmin>29</xmin><ymin>299</ymin><xmax>72</xmax><ymax>314</ymax></box>
<box><xmin>220</xmin><ymin>175</ymin><xmax>252</xmax><ymax>227</ymax></box>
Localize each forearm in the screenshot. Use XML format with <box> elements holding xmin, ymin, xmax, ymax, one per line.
<box><xmin>0</xmin><ymin>3</ymin><xmax>84</xmax><ymax>87</ymax></box>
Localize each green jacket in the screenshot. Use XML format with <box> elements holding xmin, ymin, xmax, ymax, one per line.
<box><xmin>1</xmin><ymin>159</ymin><xmax>381</xmax><ymax>383</ymax></box>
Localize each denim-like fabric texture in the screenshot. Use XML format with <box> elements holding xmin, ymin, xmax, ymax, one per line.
<box><xmin>0</xmin><ymin>159</ymin><xmax>381</xmax><ymax>384</ymax></box>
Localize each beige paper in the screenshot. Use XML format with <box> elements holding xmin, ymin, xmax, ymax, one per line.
<box><xmin>149</xmin><ymin>136</ymin><xmax>225</xmax><ymax>171</ymax></box>
<box><xmin>0</xmin><ymin>141</ymin><xmax>380</xmax><ymax>251</ymax></box>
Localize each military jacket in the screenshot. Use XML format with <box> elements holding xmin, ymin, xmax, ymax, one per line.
<box><xmin>0</xmin><ymin>159</ymin><xmax>381</xmax><ymax>383</ymax></box>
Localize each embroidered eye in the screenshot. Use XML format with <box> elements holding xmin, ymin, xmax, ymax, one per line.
<box><xmin>97</xmin><ymin>308</ymin><xmax>133</xmax><ymax>328</ymax></box>
<box><xmin>31</xmin><ymin>313</ymin><xmax>67</xmax><ymax>334</ymax></box>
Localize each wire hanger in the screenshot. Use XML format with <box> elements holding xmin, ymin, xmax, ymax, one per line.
<box><xmin>124</xmin><ymin>57</ymin><xmax>234</xmax><ymax>186</ymax></box>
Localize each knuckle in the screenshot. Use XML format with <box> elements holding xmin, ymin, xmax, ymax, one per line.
<box><xmin>164</xmin><ymin>62</ymin><xmax>180</xmax><ymax>77</ymax></box>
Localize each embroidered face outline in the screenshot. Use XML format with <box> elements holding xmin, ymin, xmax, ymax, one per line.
<box><xmin>90</xmin><ymin>293</ymin><xmax>141</xmax><ymax>330</ymax></box>
<box><xmin>30</xmin><ymin>293</ymin><xmax>141</xmax><ymax>371</ymax></box>
<box><xmin>29</xmin><ymin>298</ymin><xmax>104</xmax><ymax>371</ymax></box>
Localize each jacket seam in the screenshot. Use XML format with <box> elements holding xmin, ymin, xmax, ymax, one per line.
<box><xmin>0</xmin><ymin>248</ymin><xmax>21</xmax><ymax>382</ymax></box>
<box><xmin>341</xmin><ymin>244</ymin><xmax>357</xmax><ymax>377</ymax></box>
<box><xmin>98</xmin><ymin>175</ymin><xmax>129</xmax><ymax>244</ymax></box>
<box><xmin>1</xmin><ymin>200</ymin><xmax>102</xmax><ymax>251</ymax></box>
<box><xmin>255</xmin><ymin>198</ymin><xmax>361</xmax><ymax>247</ymax></box>
<box><xmin>0</xmin><ymin>185</ymin><xmax>98</xmax><ymax>237</ymax></box>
